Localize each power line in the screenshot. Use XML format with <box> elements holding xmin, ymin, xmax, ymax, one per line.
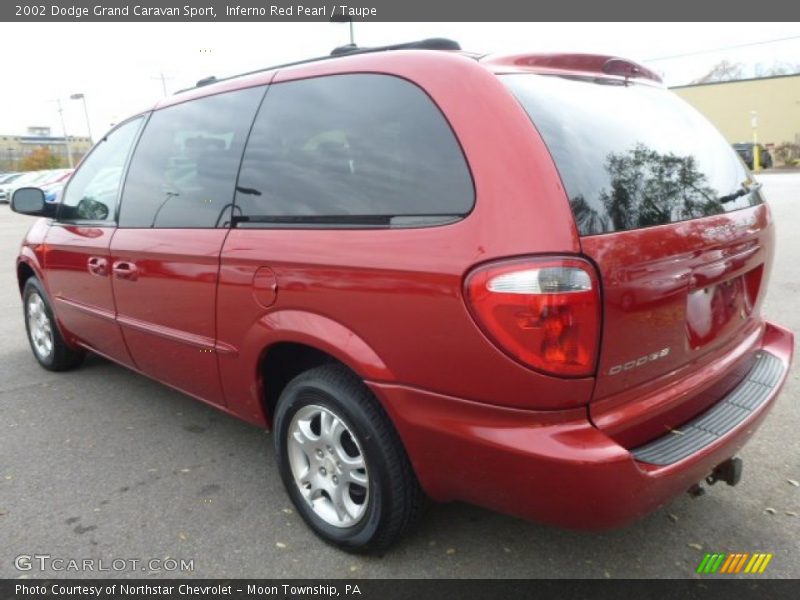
<box><xmin>645</xmin><ymin>34</ymin><xmax>800</xmax><ymax>62</ymax></box>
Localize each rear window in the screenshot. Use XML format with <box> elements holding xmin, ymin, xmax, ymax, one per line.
<box><xmin>503</xmin><ymin>74</ymin><xmax>761</xmax><ymax>235</ymax></box>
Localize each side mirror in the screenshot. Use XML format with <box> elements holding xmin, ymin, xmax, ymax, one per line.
<box><xmin>11</xmin><ymin>187</ymin><xmax>51</xmax><ymax>217</ymax></box>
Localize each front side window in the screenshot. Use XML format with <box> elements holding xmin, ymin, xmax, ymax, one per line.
<box><xmin>119</xmin><ymin>87</ymin><xmax>265</xmax><ymax>228</ymax></box>
<box><xmin>59</xmin><ymin>117</ymin><xmax>143</xmax><ymax>223</ymax></box>
<box><xmin>233</xmin><ymin>74</ymin><xmax>474</xmax><ymax>227</ymax></box>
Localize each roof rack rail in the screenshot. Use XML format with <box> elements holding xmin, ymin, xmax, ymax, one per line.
<box><xmin>330</xmin><ymin>37</ymin><xmax>461</xmax><ymax>57</ymax></box>
<box><xmin>175</xmin><ymin>38</ymin><xmax>461</xmax><ymax>95</ymax></box>
<box><xmin>195</xmin><ymin>75</ymin><xmax>218</xmax><ymax>87</ymax></box>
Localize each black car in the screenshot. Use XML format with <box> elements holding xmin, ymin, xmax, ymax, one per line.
<box><xmin>733</xmin><ymin>142</ymin><xmax>772</xmax><ymax>170</ymax></box>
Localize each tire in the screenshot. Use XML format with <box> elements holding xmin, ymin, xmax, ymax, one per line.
<box><xmin>274</xmin><ymin>363</ymin><xmax>424</xmax><ymax>553</ymax></box>
<box><xmin>22</xmin><ymin>277</ymin><xmax>84</xmax><ymax>371</ymax></box>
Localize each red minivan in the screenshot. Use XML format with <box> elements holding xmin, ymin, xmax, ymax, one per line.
<box><xmin>11</xmin><ymin>40</ymin><xmax>794</xmax><ymax>552</ymax></box>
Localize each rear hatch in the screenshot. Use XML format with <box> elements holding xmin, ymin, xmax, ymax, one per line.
<box><xmin>502</xmin><ymin>71</ymin><xmax>772</xmax><ymax>446</ymax></box>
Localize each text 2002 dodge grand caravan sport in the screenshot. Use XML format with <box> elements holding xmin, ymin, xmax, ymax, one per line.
<box><xmin>12</xmin><ymin>39</ymin><xmax>794</xmax><ymax>552</ymax></box>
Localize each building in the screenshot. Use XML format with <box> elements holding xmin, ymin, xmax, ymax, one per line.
<box><xmin>671</xmin><ymin>74</ymin><xmax>800</xmax><ymax>150</ymax></box>
<box><xmin>0</xmin><ymin>126</ymin><xmax>92</xmax><ymax>170</ymax></box>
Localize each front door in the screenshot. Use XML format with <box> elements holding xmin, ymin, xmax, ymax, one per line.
<box><xmin>44</xmin><ymin>117</ymin><xmax>144</xmax><ymax>366</ymax></box>
<box><xmin>109</xmin><ymin>86</ymin><xmax>265</xmax><ymax>406</ymax></box>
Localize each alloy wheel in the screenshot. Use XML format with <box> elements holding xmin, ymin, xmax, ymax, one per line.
<box><xmin>287</xmin><ymin>404</ymin><xmax>370</xmax><ymax>528</ymax></box>
<box><xmin>27</xmin><ymin>292</ymin><xmax>53</xmax><ymax>360</ymax></box>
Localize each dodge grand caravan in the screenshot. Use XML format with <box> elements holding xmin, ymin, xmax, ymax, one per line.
<box><xmin>12</xmin><ymin>39</ymin><xmax>794</xmax><ymax>552</ymax></box>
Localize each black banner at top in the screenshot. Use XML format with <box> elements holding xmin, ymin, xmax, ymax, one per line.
<box><xmin>3</xmin><ymin>0</ymin><xmax>800</xmax><ymax>22</ymax></box>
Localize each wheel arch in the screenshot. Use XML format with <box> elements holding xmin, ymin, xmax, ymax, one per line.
<box><xmin>17</xmin><ymin>253</ymin><xmax>43</xmax><ymax>295</ymax></box>
<box><xmin>17</xmin><ymin>261</ymin><xmax>36</xmax><ymax>294</ymax></box>
<box><xmin>243</xmin><ymin>310</ymin><xmax>395</xmax><ymax>429</ymax></box>
<box><xmin>259</xmin><ymin>342</ymin><xmax>340</xmax><ymax>429</ymax></box>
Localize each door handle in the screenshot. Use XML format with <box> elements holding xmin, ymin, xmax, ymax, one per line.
<box><xmin>112</xmin><ymin>260</ymin><xmax>138</xmax><ymax>281</ymax></box>
<box><xmin>87</xmin><ymin>257</ymin><xmax>108</xmax><ymax>277</ymax></box>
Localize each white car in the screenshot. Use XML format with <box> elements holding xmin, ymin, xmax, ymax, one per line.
<box><xmin>0</xmin><ymin>170</ymin><xmax>67</xmax><ymax>204</ymax></box>
<box><xmin>0</xmin><ymin>173</ymin><xmax>23</xmax><ymax>202</ymax></box>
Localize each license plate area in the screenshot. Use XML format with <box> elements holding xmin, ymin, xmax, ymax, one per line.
<box><xmin>686</xmin><ymin>273</ymin><xmax>753</xmax><ymax>349</ymax></box>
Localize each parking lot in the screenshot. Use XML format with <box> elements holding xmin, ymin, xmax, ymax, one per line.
<box><xmin>0</xmin><ymin>173</ymin><xmax>798</xmax><ymax>579</ymax></box>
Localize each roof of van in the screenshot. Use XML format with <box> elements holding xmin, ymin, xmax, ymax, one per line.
<box><xmin>146</xmin><ymin>39</ymin><xmax>662</xmax><ymax>114</ymax></box>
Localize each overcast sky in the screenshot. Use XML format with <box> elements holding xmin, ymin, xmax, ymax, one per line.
<box><xmin>1</xmin><ymin>22</ymin><xmax>799</xmax><ymax>140</ymax></box>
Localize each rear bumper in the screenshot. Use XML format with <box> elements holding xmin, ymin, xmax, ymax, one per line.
<box><xmin>369</xmin><ymin>321</ymin><xmax>793</xmax><ymax>530</ymax></box>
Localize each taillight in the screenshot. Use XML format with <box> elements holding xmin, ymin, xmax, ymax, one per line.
<box><xmin>464</xmin><ymin>257</ymin><xmax>601</xmax><ymax>377</ymax></box>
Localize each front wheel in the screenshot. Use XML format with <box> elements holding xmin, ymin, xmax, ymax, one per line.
<box><xmin>22</xmin><ymin>277</ymin><xmax>84</xmax><ymax>371</ymax></box>
<box><xmin>273</xmin><ymin>364</ymin><xmax>424</xmax><ymax>552</ymax></box>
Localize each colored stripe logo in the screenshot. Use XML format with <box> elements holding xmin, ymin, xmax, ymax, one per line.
<box><xmin>696</xmin><ymin>552</ymin><xmax>773</xmax><ymax>574</ymax></box>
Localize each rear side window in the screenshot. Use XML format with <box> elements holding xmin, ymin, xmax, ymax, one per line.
<box><xmin>233</xmin><ymin>74</ymin><xmax>473</xmax><ymax>227</ymax></box>
<box><xmin>119</xmin><ymin>87</ymin><xmax>265</xmax><ymax>228</ymax></box>
<box><xmin>503</xmin><ymin>74</ymin><xmax>760</xmax><ymax>235</ymax></box>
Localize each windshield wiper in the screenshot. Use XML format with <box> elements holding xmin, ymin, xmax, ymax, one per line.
<box><xmin>719</xmin><ymin>182</ymin><xmax>762</xmax><ymax>204</ymax></box>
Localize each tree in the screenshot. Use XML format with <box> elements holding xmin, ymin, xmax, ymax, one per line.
<box><xmin>693</xmin><ymin>60</ymin><xmax>800</xmax><ymax>84</ymax></box>
<box><xmin>753</xmin><ymin>61</ymin><xmax>800</xmax><ymax>78</ymax></box>
<box><xmin>599</xmin><ymin>144</ymin><xmax>722</xmax><ymax>232</ymax></box>
<box><xmin>568</xmin><ymin>144</ymin><xmax>723</xmax><ymax>235</ymax></box>
<box><xmin>19</xmin><ymin>147</ymin><xmax>63</xmax><ymax>171</ymax></box>
<box><xmin>691</xmin><ymin>60</ymin><xmax>745</xmax><ymax>84</ymax></box>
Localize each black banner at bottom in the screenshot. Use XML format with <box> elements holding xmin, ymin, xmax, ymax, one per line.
<box><xmin>2</xmin><ymin>579</ymin><xmax>798</xmax><ymax>600</ymax></box>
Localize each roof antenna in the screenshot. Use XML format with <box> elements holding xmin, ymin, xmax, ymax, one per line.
<box><xmin>330</xmin><ymin>13</ymin><xmax>355</xmax><ymax>54</ymax></box>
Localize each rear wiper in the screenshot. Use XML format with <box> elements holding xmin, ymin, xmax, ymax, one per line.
<box><xmin>719</xmin><ymin>182</ymin><xmax>762</xmax><ymax>204</ymax></box>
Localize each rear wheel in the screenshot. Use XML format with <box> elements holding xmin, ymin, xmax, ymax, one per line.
<box><xmin>274</xmin><ymin>363</ymin><xmax>424</xmax><ymax>552</ymax></box>
<box><xmin>22</xmin><ymin>277</ymin><xmax>84</xmax><ymax>371</ymax></box>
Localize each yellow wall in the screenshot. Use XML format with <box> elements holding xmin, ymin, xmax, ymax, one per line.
<box><xmin>671</xmin><ymin>75</ymin><xmax>800</xmax><ymax>146</ymax></box>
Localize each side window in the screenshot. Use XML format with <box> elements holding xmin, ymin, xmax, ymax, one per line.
<box><xmin>59</xmin><ymin>117</ymin><xmax>143</xmax><ymax>223</ymax></box>
<box><xmin>234</xmin><ymin>74</ymin><xmax>474</xmax><ymax>225</ymax></box>
<box><xmin>119</xmin><ymin>87</ymin><xmax>265</xmax><ymax>228</ymax></box>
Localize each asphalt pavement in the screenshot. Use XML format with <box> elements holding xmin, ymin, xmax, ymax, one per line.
<box><xmin>1</xmin><ymin>173</ymin><xmax>798</xmax><ymax>579</ymax></box>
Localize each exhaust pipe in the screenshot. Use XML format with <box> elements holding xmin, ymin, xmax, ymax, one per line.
<box><xmin>706</xmin><ymin>457</ymin><xmax>743</xmax><ymax>487</ymax></box>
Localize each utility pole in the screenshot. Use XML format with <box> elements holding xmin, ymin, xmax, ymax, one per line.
<box><xmin>151</xmin><ymin>72</ymin><xmax>174</xmax><ymax>97</ymax></box>
<box><xmin>70</xmin><ymin>93</ymin><xmax>93</xmax><ymax>144</ymax></box>
<box><xmin>751</xmin><ymin>111</ymin><xmax>760</xmax><ymax>171</ymax></box>
<box><xmin>56</xmin><ymin>98</ymin><xmax>74</xmax><ymax>168</ymax></box>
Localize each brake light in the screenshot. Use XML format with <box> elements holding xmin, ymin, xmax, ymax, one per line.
<box><xmin>464</xmin><ymin>257</ymin><xmax>601</xmax><ymax>377</ymax></box>
<box><xmin>601</xmin><ymin>58</ymin><xmax>661</xmax><ymax>82</ymax></box>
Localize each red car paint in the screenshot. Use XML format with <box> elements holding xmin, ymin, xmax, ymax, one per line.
<box><xmin>16</xmin><ymin>49</ymin><xmax>793</xmax><ymax>529</ymax></box>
